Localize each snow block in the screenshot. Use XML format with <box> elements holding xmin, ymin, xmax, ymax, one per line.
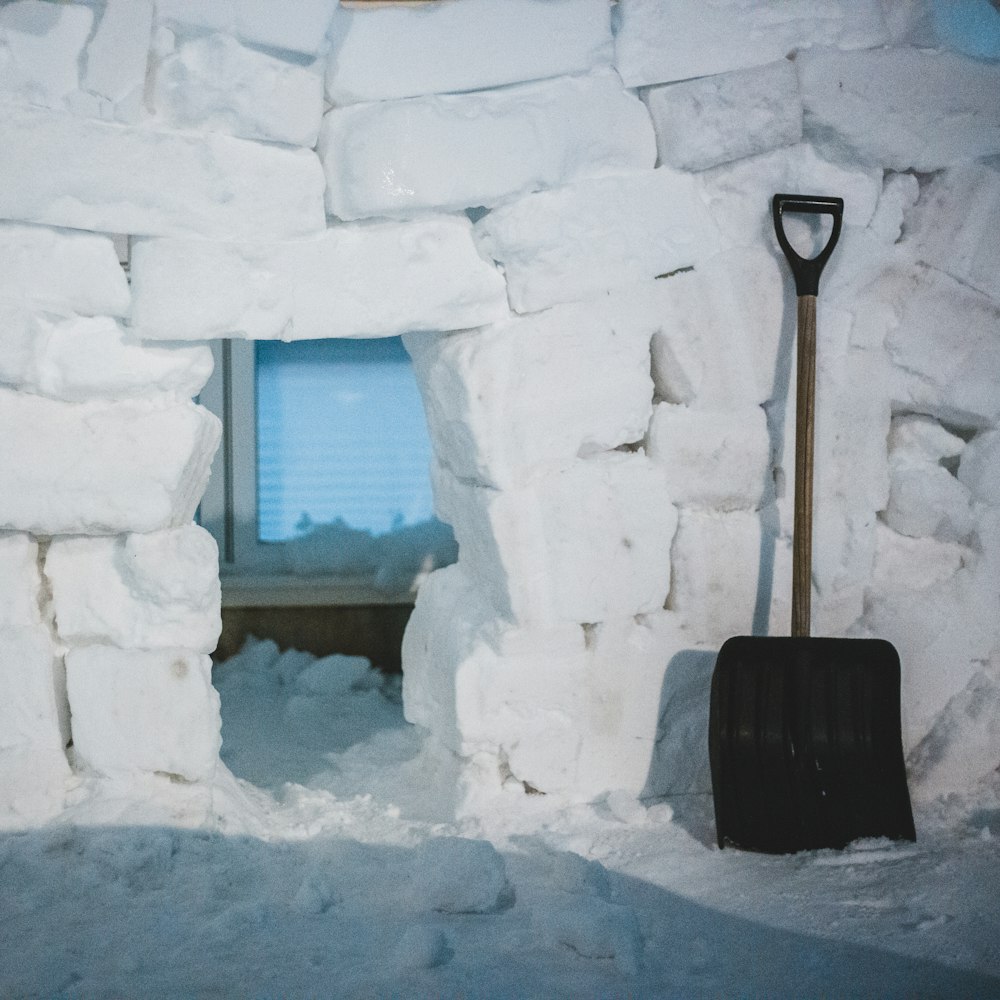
<box><xmin>885</xmin><ymin>416</ymin><xmax>973</xmax><ymax>543</ymax></box>
<box><xmin>129</xmin><ymin>217</ymin><xmax>507</xmax><ymax>341</ymax></box>
<box><xmin>154</xmin><ymin>0</ymin><xmax>336</xmax><ymax>57</ymax></box>
<box><xmin>409</xmin><ymin>837</ymin><xmax>511</xmax><ymax>914</ymax></box>
<box><xmin>646</xmin><ymin>404</ymin><xmax>770</xmax><ymax>512</ymax></box>
<box><xmin>798</xmin><ymin>47</ymin><xmax>1000</xmax><ymax>171</ymax></box>
<box><xmin>0</xmin><ymin>303</ymin><xmax>213</xmax><ymax>402</ymax></box>
<box><xmin>402</xmin><ymin>564</ymin><xmax>695</xmax><ymax>799</ymax></box>
<box><xmin>434</xmin><ymin>453</ymin><xmax>675</xmax><ymax>626</ymax></box>
<box><xmin>46</xmin><ymin>526</ymin><xmax>221</xmax><ymax>654</ymax></box>
<box><xmin>614</xmin><ymin>0</ymin><xmax>887</xmax><ymax>88</ymax></box>
<box><xmin>649</xmin><ymin>248</ymin><xmax>785</xmax><ymax>408</ymax></box>
<box><xmin>0</xmin><ymin>391</ymin><xmax>220</xmax><ymax>535</ymax></box>
<box><xmin>65</xmin><ymin>646</ymin><xmax>222</xmax><ymax>781</ymax></box>
<box><xmin>881</xmin><ymin>265</ymin><xmax>1000</xmax><ymax>428</ymax></box>
<box><xmin>644</xmin><ymin>61</ymin><xmax>803</xmax><ymax>172</ymax></box>
<box><xmin>71</xmin><ymin>0</ymin><xmax>153</xmax><ymax>124</ymax></box>
<box><xmin>0</xmin><ymin>0</ymin><xmax>93</xmax><ymax>109</ymax></box>
<box><xmin>0</xmin><ymin>223</ymin><xmax>129</xmax><ymax>317</ymax></box>
<box><xmin>701</xmin><ymin>143</ymin><xmax>881</xmax><ymax>250</ymax></box>
<box><xmin>151</xmin><ymin>33</ymin><xmax>324</xmax><ymax>147</ymax></box>
<box><xmin>473</xmin><ymin>168</ymin><xmax>720</xmax><ymax>314</ymax></box>
<box><xmin>319</xmin><ymin>72</ymin><xmax>655</xmax><ymax>220</ymax></box>
<box><xmin>902</xmin><ymin>164</ymin><xmax>1000</xmax><ymax>305</ymax></box>
<box><xmin>959</xmin><ymin>430</ymin><xmax>1000</xmax><ymax>507</ymax></box>
<box><xmin>0</xmin><ymin>105</ymin><xmax>326</xmax><ymax>240</ymax></box>
<box><xmin>326</xmin><ymin>0</ymin><xmax>612</xmax><ymax>104</ymax></box>
<box><xmin>0</xmin><ymin>746</ymin><xmax>70</xmax><ymax>829</ymax></box>
<box><xmin>0</xmin><ymin>532</ymin><xmax>41</xmax><ymax>629</ymax></box>
<box><xmin>405</xmin><ymin>298</ymin><xmax>654</xmax><ymax>489</ymax></box>
<box><xmin>0</xmin><ymin>625</ymin><xmax>66</xmax><ymax>753</ymax></box>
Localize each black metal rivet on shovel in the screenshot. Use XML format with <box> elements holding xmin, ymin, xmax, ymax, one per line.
<box><xmin>707</xmin><ymin>193</ymin><xmax>916</xmax><ymax>854</ymax></box>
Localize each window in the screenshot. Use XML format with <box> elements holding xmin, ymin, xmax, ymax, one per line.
<box><xmin>199</xmin><ymin>337</ymin><xmax>456</xmax><ymax>606</ymax></box>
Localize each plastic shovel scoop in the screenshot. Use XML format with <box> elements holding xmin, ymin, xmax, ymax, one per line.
<box><xmin>708</xmin><ymin>194</ymin><xmax>916</xmax><ymax>853</ymax></box>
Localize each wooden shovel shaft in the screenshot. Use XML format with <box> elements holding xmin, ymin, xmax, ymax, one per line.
<box><xmin>792</xmin><ymin>294</ymin><xmax>817</xmax><ymax>638</ymax></box>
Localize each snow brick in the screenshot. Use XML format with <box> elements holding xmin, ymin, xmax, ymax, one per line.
<box><xmin>473</xmin><ymin>168</ymin><xmax>720</xmax><ymax>314</ymax></box>
<box><xmin>644</xmin><ymin>61</ymin><xmax>803</xmax><ymax>172</ymax></box>
<box><xmin>318</xmin><ymin>72</ymin><xmax>655</xmax><ymax>220</ymax></box>
<box><xmin>0</xmin><ymin>532</ymin><xmax>41</xmax><ymax>629</ymax></box>
<box><xmin>326</xmin><ymin>0</ymin><xmax>612</xmax><ymax>104</ymax></box>
<box><xmin>0</xmin><ymin>391</ymin><xmax>220</xmax><ymax>535</ymax></box>
<box><xmin>614</xmin><ymin>0</ymin><xmax>887</xmax><ymax>89</ymax></box>
<box><xmin>959</xmin><ymin>431</ymin><xmax>1000</xmax><ymax>507</ymax></box>
<box><xmin>0</xmin><ymin>105</ymin><xmax>326</xmax><ymax>240</ymax></box>
<box><xmin>409</xmin><ymin>837</ymin><xmax>511</xmax><ymax>914</ymax></box>
<box><xmin>129</xmin><ymin>217</ymin><xmax>507</xmax><ymax>341</ymax></box>
<box><xmin>0</xmin><ymin>625</ymin><xmax>66</xmax><ymax>754</ymax></box>
<box><xmin>405</xmin><ymin>299</ymin><xmax>654</xmax><ymax>490</ymax></box>
<box><xmin>65</xmin><ymin>646</ymin><xmax>221</xmax><ymax>782</ymax></box>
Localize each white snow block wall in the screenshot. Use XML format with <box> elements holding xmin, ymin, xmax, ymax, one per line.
<box><xmin>1</xmin><ymin>0</ymin><xmax>998</xmax><ymax>819</ymax></box>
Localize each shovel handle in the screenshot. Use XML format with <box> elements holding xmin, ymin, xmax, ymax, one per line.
<box><xmin>772</xmin><ymin>194</ymin><xmax>844</xmax><ymax>638</ymax></box>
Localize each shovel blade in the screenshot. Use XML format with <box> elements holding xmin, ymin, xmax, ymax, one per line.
<box><xmin>709</xmin><ymin>636</ymin><xmax>916</xmax><ymax>853</ymax></box>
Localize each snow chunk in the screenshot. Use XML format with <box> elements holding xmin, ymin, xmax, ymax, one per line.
<box><xmin>649</xmin><ymin>248</ymin><xmax>785</xmax><ymax>408</ymax></box>
<box><xmin>406</xmin><ymin>299</ymin><xmax>654</xmax><ymax>490</ymax></box>
<box><xmin>154</xmin><ymin>0</ymin><xmax>336</xmax><ymax>57</ymax></box>
<box><xmin>646</xmin><ymin>404</ymin><xmax>771</xmax><ymax>512</ymax></box>
<box><xmin>410</xmin><ymin>837</ymin><xmax>511</xmax><ymax>914</ymax></box>
<box><xmin>614</xmin><ymin>0</ymin><xmax>887</xmax><ymax>88</ymax></box>
<box><xmin>319</xmin><ymin>72</ymin><xmax>655</xmax><ymax>220</ymax></box>
<box><xmin>0</xmin><ymin>533</ymin><xmax>41</xmax><ymax>629</ymax></box>
<box><xmin>903</xmin><ymin>164</ymin><xmax>1000</xmax><ymax>305</ymax></box>
<box><xmin>881</xmin><ymin>265</ymin><xmax>1000</xmax><ymax>428</ymax></box>
<box><xmin>542</xmin><ymin>897</ymin><xmax>643</xmax><ymax>976</ymax></box>
<box><xmin>45</xmin><ymin>527</ymin><xmax>221</xmax><ymax>654</ymax></box>
<box><xmin>644</xmin><ymin>60</ymin><xmax>802</xmax><ymax>172</ymax></box>
<box><xmin>0</xmin><ymin>626</ymin><xmax>65</xmax><ymax>753</ymax></box>
<box><xmin>701</xmin><ymin>143</ymin><xmax>881</xmax><ymax>250</ymax></box>
<box><xmin>0</xmin><ymin>105</ymin><xmax>326</xmax><ymax>240</ymax></box>
<box><xmin>0</xmin><ymin>303</ymin><xmax>213</xmax><ymax>402</ymax></box>
<box><xmin>0</xmin><ymin>391</ymin><xmax>220</xmax><ymax>535</ymax></box>
<box><xmin>129</xmin><ymin>217</ymin><xmax>507</xmax><ymax>341</ymax></box>
<box><xmin>326</xmin><ymin>0</ymin><xmax>612</xmax><ymax>104</ymax></box>
<box><xmin>798</xmin><ymin>47</ymin><xmax>1000</xmax><ymax>171</ymax></box>
<box><xmin>959</xmin><ymin>431</ymin><xmax>1000</xmax><ymax>506</ymax></box>
<box><xmin>66</xmin><ymin>646</ymin><xmax>221</xmax><ymax>782</ymax></box>
<box><xmin>72</xmin><ymin>0</ymin><xmax>153</xmax><ymax>124</ymax></box>
<box><xmin>392</xmin><ymin>927</ymin><xmax>450</xmax><ymax>971</ymax></box>
<box><xmin>434</xmin><ymin>453</ymin><xmax>675</xmax><ymax>626</ymax></box>
<box><xmin>0</xmin><ymin>223</ymin><xmax>129</xmax><ymax>317</ymax></box>
<box><xmin>150</xmin><ymin>34</ymin><xmax>324</xmax><ymax>147</ymax></box>
<box><xmin>0</xmin><ymin>0</ymin><xmax>93</xmax><ymax>108</ymax></box>
<box><xmin>402</xmin><ymin>565</ymin><xmax>694</xmax><ymax>799</ymax></box>
<box><xmin>473</xmin><ymin>168</ymin><xmax>720</xmax><ymax>314</ymax></box>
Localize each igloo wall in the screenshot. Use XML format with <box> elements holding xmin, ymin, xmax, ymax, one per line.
<box><xmin>1</xmin><ymin>0</ymin><xmax>998</xmax><ymax>824</ymax></box>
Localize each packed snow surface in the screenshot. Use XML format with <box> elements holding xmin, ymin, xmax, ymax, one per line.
<box><xmin>2</xmin><ymin>638</ymin><xmax>997</xmax><ymax>997</ymax></box>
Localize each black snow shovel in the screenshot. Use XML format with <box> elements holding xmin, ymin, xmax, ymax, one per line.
<box><xmin>708</xmin><ymin>193</ymin><xmax>916</xmax><ymax>854</ymax></box>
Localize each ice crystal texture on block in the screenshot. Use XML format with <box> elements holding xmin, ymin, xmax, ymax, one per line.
<box><xmin>644</xmin><ymin>61</ymin><xmax>803</xmax><ymax>172</ymax></box>
<box><xmin>473</xmin><ymin>169</ymin><xmax>720</xmax><ymax>314</ymax></box>
<box><xmin>0</xmin><ymin>626</ymin><xmax>65</xmax><ymax>753</ymax></box>
<box><xmin>65</xmin><ymin>646</ymin><xmax>222</xmax><ymax>781</ymax></box>
<box><xmin>405</xmin><ymin>299</ymin><xmax>654</xmax><ymax>489</ymax></box>
<box><xmin>0</xmin><ymin>391</ymin><xmax>220</xmax><ymax>535</ymax></box>
<box><xmin>150</xmin><ymin>34</ymin><xmax>324</xmax><ymax>147</ymax></box>
<box><xmin>0</xmin><ymin>0</ymin><xmax>93</xmax><ymax>108</ymax></box>
<box><xmin>326</xmin><ymin>0</ymin><xmax>612</xmax><ymax>104</ymax></box>
<box><xmin>614</xmin><ymin>0</ymin><xmax>887</xmax><ymax>88</ymax></box>
<box><xmin>646</xmin><ymin>404</ymin><xmax>771</xmax><ymax>512</ymax></box>
<box><xmin>154</xmin><ymin>0</ymin><xmax>336</xmax><ymax>57</ymax></box>
<box><xmin>798</xmin><ymin>47</ymin><xmax>1000</xmax><ymax>171</ymax></box>
<box><xmin>319</xmin><ymin>72</ymin><xmax>655</xmax><ymax>220</ymax></box>
<box><xmin>0</xmin><ymin>533</ymin><xmax>41</xmax><ymax>628</ymax></box>
<box><xmin>403</xmin><ymin>564</ymin><xmax>691</xmax><ymax>799</ymax></box>
<box><xmin>0</xmin><ymin>106</ymin><xmax>326</xmax><ymax>240</ymax></box>
<box><xmin>434</xmin><ymin>453</ymin><xmax>675</xmax><ymax>626</ymax></box>
<box><xmin>0</xmin><ymin>304</ymin><xmax>213</xmax><ymax>402</ymax></box>
<box><xmin>129</xmin><ymin>217</ymin><xmax>507</xmax><ymax>341</ymax></box>
<box><xmin>45</xmin><ymin>527</ymin><xmax>221</xmax><ymax>654</ymax></box>
<box><xmin>0</xmin><ymin>223</ymin><xmax>129</xmax><ymax>316</ymax></box>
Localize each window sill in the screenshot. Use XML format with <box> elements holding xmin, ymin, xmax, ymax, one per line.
<box><xmin>221</xmin><ymin>574</ymin><xmax>417</xmax><ymax>608</ymax></box>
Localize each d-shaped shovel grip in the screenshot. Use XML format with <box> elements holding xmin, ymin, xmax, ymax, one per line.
<box><xmin>772</xmin><ymin>194</ymin><xmax>844</xmax><ymax>297</ymax></box>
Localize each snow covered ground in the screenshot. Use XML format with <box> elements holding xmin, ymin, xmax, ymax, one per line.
<box><xmin>2</xmin><ymin>638</ymin><xmax>998</xmax><ymax>998</ymax></box>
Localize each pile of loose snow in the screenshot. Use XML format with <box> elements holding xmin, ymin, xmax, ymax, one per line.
<box><xmin>1</xmin><ymin>639</ymin><xmax>997</xmax><ymax>997</ymax></box>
